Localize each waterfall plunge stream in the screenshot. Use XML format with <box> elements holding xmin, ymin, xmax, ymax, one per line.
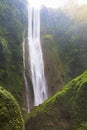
<box><xmin>23</xmin><ymin>5</ymin><xmax>48</xmax><ymax>112</ymax></box>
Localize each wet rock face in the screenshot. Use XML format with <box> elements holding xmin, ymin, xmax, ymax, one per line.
<box><xmin>41</xmin><ymin>35</ymin><xmax>64</xmax><ymax>97</ymax></box>
<box><xmin>24</xmin><ymin>38</ymin><xmax>34</xmax><ymax>110</ymax></box>
<box><xmin>24</xmin><ymin>34</ymin><xmax>64</xmax><ymax>110</ymax></box>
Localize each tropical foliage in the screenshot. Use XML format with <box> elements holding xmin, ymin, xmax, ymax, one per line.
<box><xmin>0</xmin><ymin>86</ymin><xmax>24</xmax><ymax>130</ymax></box>
<box><xmin>0</xmin><ymin>0</ymin><xmax>26</xmax><ymax>105</ymax></box>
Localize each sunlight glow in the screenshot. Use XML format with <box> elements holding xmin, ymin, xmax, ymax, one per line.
<box><xmin>78</xmin><ymin>0</ymin><xmax>87</xmax><ymax>5</ymax></box>
<box><xmin>28</xmin><ymin>0</ymin><xmax>68</xmax><ymax>8</ymax></box>
<box><xmin>28</xmin><ymin>0</ymin><xmax>87</xmax><ymax>8</ymax></box>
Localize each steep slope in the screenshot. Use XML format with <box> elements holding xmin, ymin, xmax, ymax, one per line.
<box><xmin>41</xmin><ymin>34</ymin><xmax>64</xmax><ymax>96</ymax></box>
<box><xmin>0</xmin><ymin>0</ymin><xmax>26</xmax><ymax>106</ymax></box>
<box><xmin>25</xmin><ymin>70</ymin><xmax>87</xmax><ymax>130</ymax></box>
<box><xmin>0</xmin><ymin>86</ymin><xmax>24</xmax><ymax>130</ymax></box>
<box><xmin>41</xmin><ymin>7</ymin><xmax>87</xmax><ymax>83</ymax></box>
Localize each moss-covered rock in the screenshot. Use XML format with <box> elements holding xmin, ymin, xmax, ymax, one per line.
<box><xmin>0</xmin><ymin>0</ymin><xmax>27</xmax><ymax>107</ymax></box>
<box><xmin>25</xmin><ymin>70</ymin><xmax>87</xmax><ymax>130</ymax></box>
<box><xmin>41</xmin><ymin>34</ymin><xmax>64</xmax><ymax>96</ymax></box>
<box><xmin>0</xmin><ymin>86</ymin><xmax>24</xmax><ymax>130</ymax></box>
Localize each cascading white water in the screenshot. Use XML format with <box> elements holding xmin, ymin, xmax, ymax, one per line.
<box><xmin>23</xmin><ymin>5</ymin><xmax>48</xmax><ymax>112</ymax></box>
<box><xmin>28</xmin><ymin>5</ymin><xmax>48</xmax><ymax>106</ymax></box>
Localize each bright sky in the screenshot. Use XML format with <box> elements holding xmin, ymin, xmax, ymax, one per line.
<box><xmin>28</xmin><ymin>0</ymin><xmax>87</xmax><ymax>8</ymax></box>
<box><xmin>78</xmin><ymin>0</ymin><xmax>87</xmax><ymax>5</ymax></box>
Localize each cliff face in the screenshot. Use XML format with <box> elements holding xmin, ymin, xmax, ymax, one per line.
<box><xmin>0</xmin><ymin>1</ymin><xmax>87</xmax><ymax>112</ymax></box>
<box><xmin>0</xmin><ymin>0</ymin><xmax>26</xmax><ymax>106</ymax></box>
<box><xmin>0</xmin><ymin>0</ymin><xmax>64</xmax><ymax>111</ymax></box>
<box><xmin>41</xmin><ymin>34</ymin><xmax>64</xmax><ymax>97</ymax></box>
<box><xmin>40</xmin><ymin>7</ymin><xmax>87</xmax><ymax>83</ymax></box>
<box><xmin>25</xmin><ymin>71</ymin><xmax>87</xmax><ymax>130</ymax></box>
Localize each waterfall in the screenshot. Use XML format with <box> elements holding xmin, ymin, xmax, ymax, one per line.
<box><xmin>23</xmin><ymin>5</ymin><xmax>48</xmax><ymax>112</ymax></box>
<box><xmin>23</xmin><ymin>38</ymin><xmax>30</xmax><ymax>113</ymax></box>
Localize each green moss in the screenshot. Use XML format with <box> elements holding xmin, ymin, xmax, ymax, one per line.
<box><xmin>0</xmin><ymin>0</ymin><xmax>26</xmax><ymax>106</ymax></box>
<box><xmin>0</xmin><ymin>86</ymin><xmax>24</xmax><ymax>130</ymax></box>
<box><xmin>41</xmin><ymin>34</ymin><xmax>64</xmax><ymax>96</ymax></box>
<box><xmin>25</xmin><ymin>70</ymin><xmax>87</xmax><ymax>130</ymax></box>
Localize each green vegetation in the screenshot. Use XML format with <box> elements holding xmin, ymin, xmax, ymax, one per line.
<box><xmin>41</xmin><ymin>34</ymin><xmax>64</xmax><ymax>96</ymax></box>
<box><xmin>0</xmin><ymin>86</ymin><xmax>24</xmax><ymax>130</ymax></box>
<box><xmin>25</xmin><ymin>70</ymin><xmax>87</xmax><ymax>130</ymax></box>
<box><xmin>0</xmin><ymin>0</ymin><xmax>26</xmax><ymax>106</ymax></box>
<box><xmin>0</xmin><ymin>1</ymin><xmax>87</xmax><ymax>129</ymax></box>
<box><xmin>41</xmin><ymin>6</ymin><xmax>87</xmax><ymax>83</ymax></box>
